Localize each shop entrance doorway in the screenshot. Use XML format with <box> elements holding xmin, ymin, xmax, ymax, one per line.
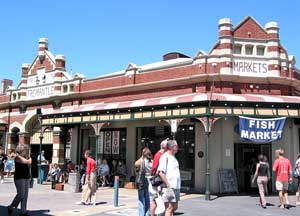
<box><xmin>30</xmin><ymin>144</ymin><xmax>53</xmax><ymax>178</ymax></box>
<box><xmin>234</xmin><ymin>143</ymin><xmax>272</xmax><ymax>193</ymax></box>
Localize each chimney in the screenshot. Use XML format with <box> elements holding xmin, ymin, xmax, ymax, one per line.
<box><xmin>38</xmin><ymin>38</ymin><xmax>48</xmax><ymax>51</ymax></box>
<box><xmin>265</xmin><ymin>22</ymin><xmax>279</xmax><ymax>40</ymax></box>
<box><xmin>21</xmin><ymin>63</ymin><xmax>30</xmax><ymax>77</ymax></box>
<box><xmin>1</xmin><ymin>79</ymin><xmax>13</xmax><ymax>94</ymax></box>
<box><xmin>55</xmin><ymin>55</ymin><xmax>66</xmax><ymax>71</ymax></box>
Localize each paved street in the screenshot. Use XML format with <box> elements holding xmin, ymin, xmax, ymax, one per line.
<box><xmin>1</xmin><ymin>176</ymin><xmax>300</xmax><ymax>216</ymax></box>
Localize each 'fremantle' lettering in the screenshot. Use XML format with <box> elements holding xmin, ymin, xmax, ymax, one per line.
<box><xmin>239</xmin><ymin>116</ymin><xmax>286</xmax><ymax>143</ymax></box>
<box><xmin>233</xmin><ymin>61</ymin><xmax>268</xmax><ymax>74</ymax></box>
<box><xmin>27</xmin><ymin>86</ymin><xmax>55</xmax><ymax>99</ymax></box>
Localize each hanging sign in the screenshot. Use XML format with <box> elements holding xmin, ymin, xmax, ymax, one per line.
<box><xmin>98</xmin><ymin>131</ymin><xmax>104</xmax><ymax>154</ymax></box>
<box><xmin>170</xmin><ymin>119</ymin><xmax>178</xmax><ymax>133</ymax></box>
<box><xmin>112</xmin><ymin>131</ymin><xmax>120</xmax><ymax>155</ymax></box>
<box><xmin>104</xmin><ymin>131</ymin><xmax>112</xmax><ymax>154</ymax></box>
<box><xmin>239</xmin><ymin>116</ymin><xmax>286</xmax><ymax>143</ymax></box>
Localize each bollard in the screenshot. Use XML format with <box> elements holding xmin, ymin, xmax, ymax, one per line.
<box><xmin>114</xmin><ymin>176</ymin><xmax>119</xmax><ymax>207</ymax></box>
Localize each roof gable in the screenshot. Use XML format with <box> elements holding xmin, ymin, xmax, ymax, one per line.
<box><xmin>233</xmin><ymin>16</ymin><xmax>268</xmax><ymax>40</ymax></box>
<box><xmin>27</xmin><ymin>52</ymin><xmax>56</xmax><ymax>76</ymax></box>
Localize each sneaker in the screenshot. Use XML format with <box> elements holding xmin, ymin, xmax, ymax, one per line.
<box><xmin>296</xmin><ymin>202</ymin><xmax>300</xmax><ymax>206</ymax></box>
<box><xmin>1</xmin><ymin>179</ymin><xmax>4</xmax><ymax>184</ymax></box>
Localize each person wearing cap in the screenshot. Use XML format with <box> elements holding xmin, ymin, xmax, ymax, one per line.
<box><xmin>157</xmin><ymin>140</ymin><xmax>181</xmax><ymax>216</ymax></box>
<box><xmin>149</xmin><ymin>138</ymin><xmax>168</xmax><ymax>216</ymax></box>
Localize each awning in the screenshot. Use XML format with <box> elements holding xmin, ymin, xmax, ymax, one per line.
<box><xmin>0</xmin><ymin>118</ymin><xmax>7</xmax><ymax>126</ymax></box>
<box><xmin>48</xmin><ymin>93</ymin><xmax>300</xmax><ymax>115</ymax></box>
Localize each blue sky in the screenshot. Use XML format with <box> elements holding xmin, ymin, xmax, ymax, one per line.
<box><xmin>0</xmin><ymin>0</ymin><xmax>299</xmax><ymax>85</ymax></box>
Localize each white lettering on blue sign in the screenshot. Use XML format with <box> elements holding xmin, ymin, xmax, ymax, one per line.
<box><xmin>249</xmin><ymin>119</ymin><xmax>275</xmax><ymax>130</ymax></box>
<box><xmin>239</xmin><ymin>116</ymin><xmax>286</xmax><ymax>143</ymax></box>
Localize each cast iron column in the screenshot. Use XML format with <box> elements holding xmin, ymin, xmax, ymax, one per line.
<box><xmin>205</xmin><ymin>116</ymin><xmax>211</xmax><ymax>201</ymax></box>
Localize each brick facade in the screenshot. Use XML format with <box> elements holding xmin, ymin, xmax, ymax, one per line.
<box><xmin>0</xmin><ymin>16</ymin><xmax>299</xmax><ymax>158</ymax></box>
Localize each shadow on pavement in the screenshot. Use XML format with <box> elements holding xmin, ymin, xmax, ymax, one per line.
<box><xmin>0</xmin><ymin>205</ymin><xmax>52</xmax><ymax>216</ymax></box>
<box><xmin>95</xmin><ymin>201</ymin><xmax>107</xmax><ymax>206</ymax></box>
<box><xmin>174</xmin><ymin>212</ymin><xmax>184</xmax><ymax>215</ymax></box>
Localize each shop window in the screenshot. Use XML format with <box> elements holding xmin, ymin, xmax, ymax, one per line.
<box><xmin>245</xmin><ymin>45</ymin><xmax>253</xmax><ymax>55</ymax></box>
<box><xmin>257</xmin><ymin>46</ymin><xmax>265</xmax><ymax>56</ymax></box>
<box><xmin>80</xmin><ymin>128</ymin><xmax>127</xmax><ymax>162</ymax></box>
<box><xmin>233</xmin><ymin>44</ymin><xmax>242</xmax><ymax>54</ymax></box>
<box><xmin>11</xmin><ymin>128</ymin><xmax>20</xmax><ymax>146</ymax></box>
<box><xmin>13</xmin><ymin>93</ymin><xmax>16</xmax><ymax>101</ymax></box>
<box><xmin>136</xmin><ymin>125</ymin><xmax>195</xmax><ymax>188</ymax></box>
<box><xmin>0</xmin><ymin>129</ymin><xmax>6</xmax><ymax>148</ymax></box>
<box><xmin>18</xmin><ymin>93</ymin><xmax>21</xmax><ymax>100</ymax></box>
<box><xmin>63</xmin><ymin>85</ymin><xmax>68</xmax><ymax>93</ymax></box>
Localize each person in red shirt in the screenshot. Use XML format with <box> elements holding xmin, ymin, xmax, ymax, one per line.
<box><xmin>77</xmin><ymin>150</ymin><xmax>97</xmax><ymax>205</ymax></box>
<box><xmin>150</xmin><ymin>138</ymin><xmax>168</xmax><ymax>216</ymax></box>
<box><xmin>272</xmin><ymin>149</ymin><xmax>292</xmax><ymax>209</ymax></box>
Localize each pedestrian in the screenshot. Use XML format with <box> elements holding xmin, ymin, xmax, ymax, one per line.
<box><xmin>7</xmin><ymin>144</ymin><xmax>32</xmax><ymax>216</ymax></box>
<box><xmin>76</xmin><ymin>150</ymin><xmax>97</xmax><ymax>205</ymax></box>
<box><xmin>149</xmin><ymin>138</ymin><xmax>168</xmax><ymax>216</ymax></box>
<box><xmin>272</xmin><ymin>149</ymin><xmax>293</xmax><ymax>209</ymax></box>
<box><xmin>135</xmin><ymin>147</ymin><xmax>152</xmax><ymax>216</ymax></box>
<box><xmin>251</xmin><ymin>154</ymin><xmax>270</xmax><ymax>208</ymax></box>
<box><xmin>0</xmin><ymin>146</ymin><xmax>7</xmax><ymax>184</ymax></box>
<box><xmin>157</xmin><ymin>140</ymin><xmax>181</xmax><ymax>216</ymax></box>
<box><xmin>98</xmin><ymin>159</ymin><xmax>110</xmax><ymax>187</ymax></box>
<box><xmin>49</xmin><ymin>163</ymin><xmax>60</xmax><ymax>182</ymax></box>
<box><xmin>293</xmin><ymin>153</ymin><xmax>300</xmax><ymax>206</ymax></box>
<box><xmin>37</xmin><ymin>150</ymin><xmax>48</xmax><ymax>184</ymax></box>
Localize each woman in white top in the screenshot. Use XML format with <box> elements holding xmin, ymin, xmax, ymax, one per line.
<box><xmin>99</xmin><ymin>159</ymin><xmax>110</xmax><ymax>186</ymax></box>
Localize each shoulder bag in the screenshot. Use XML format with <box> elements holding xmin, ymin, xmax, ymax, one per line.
<box><xmin>150</xmin><ymin>156</ymin><xmax>168</xmax><ymax>187</ymax></box>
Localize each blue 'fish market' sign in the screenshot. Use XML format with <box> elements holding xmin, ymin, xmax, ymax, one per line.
<box><xmin>239</xmin><ymin>116</ymin><xmax>286</xmax><ymax>143</ymax></box>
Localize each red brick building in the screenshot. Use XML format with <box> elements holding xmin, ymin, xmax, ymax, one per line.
<box><xmin>0</xmin><ymin>16</ymin><xmax>300</xmax><ymax>193</ymax></box>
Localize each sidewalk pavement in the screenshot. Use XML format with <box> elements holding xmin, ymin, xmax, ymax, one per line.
<box><xmin>1</xmin><ymin>176</ymin><xmax>300</xmax><ymax>216</ymax></box>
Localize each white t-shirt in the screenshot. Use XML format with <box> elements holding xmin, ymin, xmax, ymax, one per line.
<box><xmin>157</xmin><ymin>153</ymin><xmax>181</xmax><ymax>189</ymax></box>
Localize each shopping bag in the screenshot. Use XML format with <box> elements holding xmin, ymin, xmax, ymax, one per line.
<box><xmin>155</xmin><ymin>195</ymin><xmax>165</xmax><ymax>215</ymax></box>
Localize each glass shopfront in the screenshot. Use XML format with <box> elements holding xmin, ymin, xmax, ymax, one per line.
<box><xmin>80</xmin><ymin>128</ymin><xmax>127</xmax><ymax>162</ymax></box>
<box><xmin>136</xmin><ymin>124</ymin><xmax>195</xmax><ymax>189</ymax></box>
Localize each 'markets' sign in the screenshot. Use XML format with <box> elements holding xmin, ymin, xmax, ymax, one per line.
<box><xmin>233</xmin><ymin>59</ymin><xmax>270</xmax><ymax>77</ymax></box>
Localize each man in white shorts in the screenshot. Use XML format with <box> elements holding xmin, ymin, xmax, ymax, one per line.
<box><xmin>158</xmin><ymin>140</ymin><xmax>181</xmax><ymax>216</ymax></box>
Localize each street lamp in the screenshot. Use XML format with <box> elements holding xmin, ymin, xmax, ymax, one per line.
<box><xmin>36</xmin><ymin>108</ymin><xmax>44</xmax><ymax>184</ymax></box>
<box><xmin>205</xmin><ymin>63</ymin><xmax>217</xmax><ymax>201</ymax></box>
